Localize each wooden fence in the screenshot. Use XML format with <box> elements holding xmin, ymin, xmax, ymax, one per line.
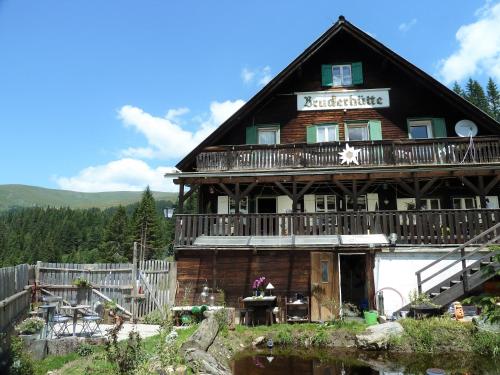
<box><xmin>0</xmin><ymin>264</ymin><xmax>32</xmax><ymax>332</ymax></box>
<box><xmin>37</xmin><ymin>260</ymin><xmax>176</xmax><ymax>319</ymax></box>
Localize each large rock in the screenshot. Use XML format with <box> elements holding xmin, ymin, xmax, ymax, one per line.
<box><xmin>180</xmin><ymin>310</ymin><xmax>231</xmax><ymax>375</ymax></box>
<box><xmin>355</xmin><ymin>322</ymin><xmax>404</xmax><ymax>350</ymax></box>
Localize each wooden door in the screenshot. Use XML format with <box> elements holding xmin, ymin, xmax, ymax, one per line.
<box><xmin>310</xmin><ymin>252</ymin><xmax>338</xmax><ymax>321</ymax></box>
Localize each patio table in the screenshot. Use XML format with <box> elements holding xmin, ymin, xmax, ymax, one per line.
<box><xmin>60</xmin><ymin>305</ymin><xmax>91</xmax><ymax>336</ymax></box>
<box><xmin>39</xmin><ymin>304</ymin><xmax>57</xmax><ymax>338</ymax></box>
<box><xmin>243</xmin><ymin>296</ymin><xmax>277</xmax><ymax>325</ymax></box>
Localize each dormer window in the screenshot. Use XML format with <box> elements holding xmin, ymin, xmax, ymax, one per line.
<box><xmin>322</xmin><ymin>62</ymin><xmax>363</xmax><ymax>87</ymax></box>
<box><xmin>333</xmin><ymin>65</ymin><xmax>352</xmax><ymax>86</ymax></box>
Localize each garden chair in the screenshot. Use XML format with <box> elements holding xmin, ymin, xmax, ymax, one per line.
<box><xmin>81</xmin><ymin>301</ymin><xmax>105</xmax><ymax>336</ymax></box>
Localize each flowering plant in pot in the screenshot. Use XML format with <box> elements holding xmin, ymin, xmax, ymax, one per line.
<box><xmin>15</xmin><ymin>317</ymin><xmax>45</xmax><ymax>340</ymax></box>
<box><xmin>252</xmin><ymin>276</ymin><xmax>267</xmax><ymax>297</ymax></box>
<box><xmin>72</xmin><ymin>277</ymin><xmax>92</xmax><ymax>305</ymax></box>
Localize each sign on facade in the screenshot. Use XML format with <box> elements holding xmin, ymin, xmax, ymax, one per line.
<box><xmin>297</xmin><ymin>88</ymin><xmax>390</xmax><ymax>111</ymax></box>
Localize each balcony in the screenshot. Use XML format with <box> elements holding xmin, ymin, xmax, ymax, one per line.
<box><xmin>175</xmin><ymin>209</ymin><xmax>500</xmax><ymax>247</ymax></box>
<box><xmin>196</xmin><ymin>136</ymin><xmax>500</xmax><ymax>172</ymax></box>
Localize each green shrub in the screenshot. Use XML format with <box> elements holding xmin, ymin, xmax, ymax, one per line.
<box><xmin>472</xmin><ymin>330</ymin><xmax>500</xmax><ymax>357</ymax></box>
<box><xmin>311</xmin><ymin>326</ymin><xmax>330</xmax><ymax>346</ymax></box>
<box><xmin>275</xmin><ymin>327</ymin><xmax>293</xmax><ymax>346</ymax></box>
<box><xmin>76</xmin><ymin>342</ymin><xmax>95</xmax><ymax>357</ymax></box>
<box><xmin>9</xmin><ymin>336</ymin><xmax>35</xmax><ymax>375</ymax></box>
<box><xmin>143</xmin><ymin>309</ymin><xmax>164</xmax><ymax>325</ymax></box>
<box><xmin>105</xmin><ymin>320</ymin><xmax>144</xmax><ymax>374</ymax></box>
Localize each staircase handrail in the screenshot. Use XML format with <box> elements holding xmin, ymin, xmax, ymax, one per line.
<box><xmin>416</xmin><ymin>222</ymin><xmax>500</xmax><ymax>293</ymax></box>
<box><xmin>419</xmin><ymin>234</ymin><xmax>500</xmax><ymax>287</ymax></box>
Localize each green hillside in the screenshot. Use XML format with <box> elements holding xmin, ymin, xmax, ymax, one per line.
<box><xmin>0</xmin><ymin>184</ymin><xmax>177</xmax><ymax>211</ymax></box>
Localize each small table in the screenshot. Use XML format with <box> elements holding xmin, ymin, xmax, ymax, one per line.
<box><xmin>60</xmin><ymin>305</ymin><xmax>91</xmax><ymax>336</ymax></box>
<box><xmin>243</xmin><ymin>296</ymin><xmax>277</xmax><ymax>325</ymax></box>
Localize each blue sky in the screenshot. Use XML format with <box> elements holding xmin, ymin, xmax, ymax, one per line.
<box><xmin>1</xmin><ymin>0</ymin><xmax>499</xmax><ymax>192</ymax></box>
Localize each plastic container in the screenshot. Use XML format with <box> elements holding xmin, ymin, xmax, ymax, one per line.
<box><xmin>363</xmin><ymin>310</ymin><xmax>379</xmax><ymax>325</ymax></box>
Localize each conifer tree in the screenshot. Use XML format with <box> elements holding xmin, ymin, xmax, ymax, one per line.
<box><xmin>486</xmin><ymin>77</ymin><xmax>500</xmax><ymax>121</ymax></box>
<box><xmin>133</xmin><ymin>187</ymin><xmax>162</xmax><ymax>260</ymax></box>
<box><xmin>102</xmin><ymin>205</ymin><xmax>130</xmax><ymax>262</ymax></box>
<box><xmin>465</xmin><ymin>78</ymin><xmax>489</xmax><ymax>113</ymax></box>
<box><xmin>452</xmin><ymin>81</ymin><xmax>465</xmax><ymax>97</ymax></box>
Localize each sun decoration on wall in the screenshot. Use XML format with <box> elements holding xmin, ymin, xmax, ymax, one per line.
<box><xmin>339</xmin><ymin>144</ymin><xmax>361</xmax><ymax>165</ymax></box>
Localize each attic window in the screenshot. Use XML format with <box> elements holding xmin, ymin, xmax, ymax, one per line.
<box><xmin>333</xmin><ymin>65</ymin><xmax>352</xmax><ymax>86</ymax></box>
<box><xmin>322</xmin><ymin>62</ymin><xmax>363</xmax><ymax>87</ymax></box>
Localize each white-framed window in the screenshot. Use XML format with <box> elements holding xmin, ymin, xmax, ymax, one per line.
<box><xmin>346</xmin><ymin>123</ymin><xmax>369</xmax><ymax>141</ymax></box>
<box><xmin>452</xmin><ymin>197</ymin><xmax>477</xmax><ymax>210</ymax></box>
<box><xmin>332</xmin><ymin>64</ymin><xmax>352</xmax><ymax>86</ymax></box>
<box><xmin>346</xmin><ymin>195</ymin><xmax>367</xmax><ymax>211</ymax></box>
<box><xmin>421</xmin><ymin>198</ymin><xmax>441</xmax><ymax>210</ymax></box>
<box><xmin>229</xmin><ymin>197</ymin><xmax>249</xmax><ymax>214</ymax></box>
<box><xmin>315</xmin><ymin>195</ymin><xmax>337</xmax><ymax>212</ymax></box>
<box><xmin>409</xmin><ymin>120</ymin><xmax>433</xmax><ymax>139</ymax></box>
<box><xmin>316</xmin><ymin>125</ymin><xmax>338</xmax><ymax>142</ymax></box>
<box><xmin>258</xmin><ymin>127</ymin><xmax>280</xmax><ymax>145</ymax></box>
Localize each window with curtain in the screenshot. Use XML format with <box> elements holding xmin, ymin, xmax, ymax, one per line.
<box><xmin>258</xmin><ymin>128</ymin><xmax>279</xmax><ymax>144</ymax></box>
<box><xmin>346</xmin><ymin>123</ymin><xmax>369</xmax><ymax>141</ymax></box>
<box><xmin>332</xmin><ymin>65</ymin><xmax>352</xmax><ymax>86</ymax></box>
<box><xmin>316</xmin><ymin>125</ymin><xmax>338</xmax><ymax>142</ymax></box>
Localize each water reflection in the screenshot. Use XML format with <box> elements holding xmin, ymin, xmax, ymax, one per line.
<box><xmin>232</xmin><ymin>350</ymin><xmax>498</xmax><ymax>375</ymax></box>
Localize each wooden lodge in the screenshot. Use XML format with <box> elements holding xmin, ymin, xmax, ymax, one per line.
<box><xmin>168</xmin><ymin>16</ymin><xmax>500</xmax><ymax>320</ymax></box>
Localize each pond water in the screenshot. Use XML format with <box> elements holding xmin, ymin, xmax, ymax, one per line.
<box><xmin>231</xmin><ymin>349</ymin><xmax>498</xmax><ymax>374</ymax></box>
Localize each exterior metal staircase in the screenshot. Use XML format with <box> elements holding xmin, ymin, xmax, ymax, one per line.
<box><xmin>398</xmin><ymin>222</ymin><xmax>500</xmax><ymax>313</ymax></box>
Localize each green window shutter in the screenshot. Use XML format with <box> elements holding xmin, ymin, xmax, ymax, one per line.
<box><xmin>368</xmin><ymin>120</ymin><xmax>382</xmax><ymax>140</ymax></box>
<box><xmin>321</xmin><ymin>65</ymin><xmax>333</xmax><ymax>86</ymax></box>
<box><xmin>351</xmin><ymin>62</ymin><xmax>363</xmax><ymax>85</ymax></box>
<box><xmin>431</xmin><ymin>118</ymin><xmax>447</xmax><ymax>138</ymax></box>
<box><xmin>306</xmin><ymin>125</ymin><xmax>317</xmax><ymax>143</ymax></box>
<box><xmin>245</xmin><ymin>125</ymin><xmax>257</xmax><ymax>144</ymax></box>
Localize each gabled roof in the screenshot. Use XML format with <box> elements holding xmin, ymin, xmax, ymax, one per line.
<box><xmin>176</xmin><ymin>16</ymin><xmax>500</xmax><ymax>171</ymax></box>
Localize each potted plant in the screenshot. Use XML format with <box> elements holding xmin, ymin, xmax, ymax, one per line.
<box><xmin>104</xmin><ymin>300</ymin><xmax>119</xmax><ymax>324</ymax></box>
<box><xmin>15</xmin><ymin>317</ymin><xmax>45</xmax><ymax>341</ymax></box>
<box><xmin>408</xmin><ymin>289</ymin><xmax>441</xmax><ymax>318</ymax></box>
<box><xmin>72</xmin><ymin>277</ymin><xmax>92</xmax><ymax>305</ymax></box>
<box><xmin>252</xmin><ymin>276</ymin><xmax>267</xmax><ymax>297</ymax></box>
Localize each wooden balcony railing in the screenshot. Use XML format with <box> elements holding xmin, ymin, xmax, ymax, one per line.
<box><xmin>175</xmin><ymin>209</ymin><xmax>500</xmax><ymax>247</ymax></box>
<box><xmin>196</xmin><ymin>136</ymin><xmax>500</xmax><ymax>171</ymax></box>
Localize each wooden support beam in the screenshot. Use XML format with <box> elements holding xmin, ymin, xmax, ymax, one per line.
<box><xmin>420</xmin><ymin>178</ymin><xmax>438</xmax><ymax>195</ymax></box>
<box><xmin>182</xmin><ymin>185</ymin><xmax>199</xmax><ymax>203</ymax></box>
<box><xmin>358</xmin><ymin>180</ymin><xmax>374</xmax><ymax>196</ymax></box>
<box><xmin>241</xmin><ymin>182</ymin><xmax>257</xmax><ymax>198</ymax></box>
<box><xmin>178</xmin><ymin>183</ymin><xmax>185</xmax><ymax>214</ymax></box>
<box><xmin>485</xmin><ymin>175</ymin><xmax>500</xmax><ymax>194</ymax></box>
<box><xmin>292</xmin><ymin>181</ymin><xmax>298</xmax><ymax>212</ymax></box>
<box><xmin>274</xmin><ymin>181</ymin><xmax>294</xmax><ymax>200</ymax></box>
<box><xmin>234</xmin><ymin>183</ymin><xmax>241</xmax><ymax>213</ymax></box>
<box><xmin>478</xmin><ymin>176</ymin><xmax>486</xmax><ymax>208</ymax></box>
<box><xmin>352</xmin><ymin>180</ymin><xmax>358</xmax><ymax>211</ymax></box>
<box><xmin>297</xmin><ymin>181</ymin><xmax>314</xmax><ymax>198</ymax></box>
<box><xmin>395</xmin><ymin>178</ymin><xmax>415</xmax><ymax>195</ymax></box>
<box><xmin>461</xmin><ymin>177</ymin><xmax>481</xmax><ymax>196</ymax></box>
<box><xmin>218</xmin><ymin>183</ymin><xmax>235</xmax><ymax>199</ymax></box>
<box><xmin>332</xmin><ymin>178</ymin><xmax>352</xmax><ymax>196</ymax></box>
<box><xmin>414</xmin><ymin>179</ymin><xmax>421</xmax><ymax>210</ymax></box>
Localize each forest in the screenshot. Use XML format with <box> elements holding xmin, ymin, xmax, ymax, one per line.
<box><xmin>452</xmin><ymin>77</ymin><xmax>500</xmax><ymax>121</ymax></box>
<box><xmin>0</xmin><ymin>188</ymin><xmax>185</xmax><ymax>267</ymax></box>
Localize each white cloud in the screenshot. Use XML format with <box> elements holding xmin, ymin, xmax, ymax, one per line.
<box><xmin>118</xmin><ymin>99</ymin><xmax>245</xmax><ymax>160</ymax></box>
<box><xmin>241</xmin><ymin>66</ymin><xmax>273</xmax><ymax>86</ymax></box>
<box><xmin>55</xmin><ymin>158</ymin><xmax>178</xmax><ymax>192</ymax></box>
<box><xmin>398</xmin><ymin>18</ymin><xmax>417</xmax><ymax>33</ymax></box>
<box><xmin>241</xmin><ymin>68</ymin><xmax>255</xmax><ymax>83</ymax></box>
<box><xmin>438</xmin><ymin>1</ymin><xmax>500</xmax><ymax>84</ymax></box>
<box><xmin>56</xmin><ymin>99</ymin><xmax>245</xmax><ymax>192</ymax></box>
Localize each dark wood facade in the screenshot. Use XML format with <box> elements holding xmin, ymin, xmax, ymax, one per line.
<box><xmin>171</xmin><ymin>17</ymin><xmax>500</xmax><ymax>315</ymax></box>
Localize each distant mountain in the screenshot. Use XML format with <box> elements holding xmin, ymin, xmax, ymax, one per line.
<box><xmin>0</xmin><ymin>184</ymin><xmax>177</xmax><ymax>211</ymax></box>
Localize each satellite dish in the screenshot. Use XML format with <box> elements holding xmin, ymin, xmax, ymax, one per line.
<box><xmin>455</xmin><ymin>120</ymin><xmax>478</xmax><ymax>137</ymax></box>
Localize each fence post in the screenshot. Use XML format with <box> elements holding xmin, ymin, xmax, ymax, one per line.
<box><xmin>132</xmin><ymin>242</ymin><xmax>138</xmax><ymax>322</ymax></box>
